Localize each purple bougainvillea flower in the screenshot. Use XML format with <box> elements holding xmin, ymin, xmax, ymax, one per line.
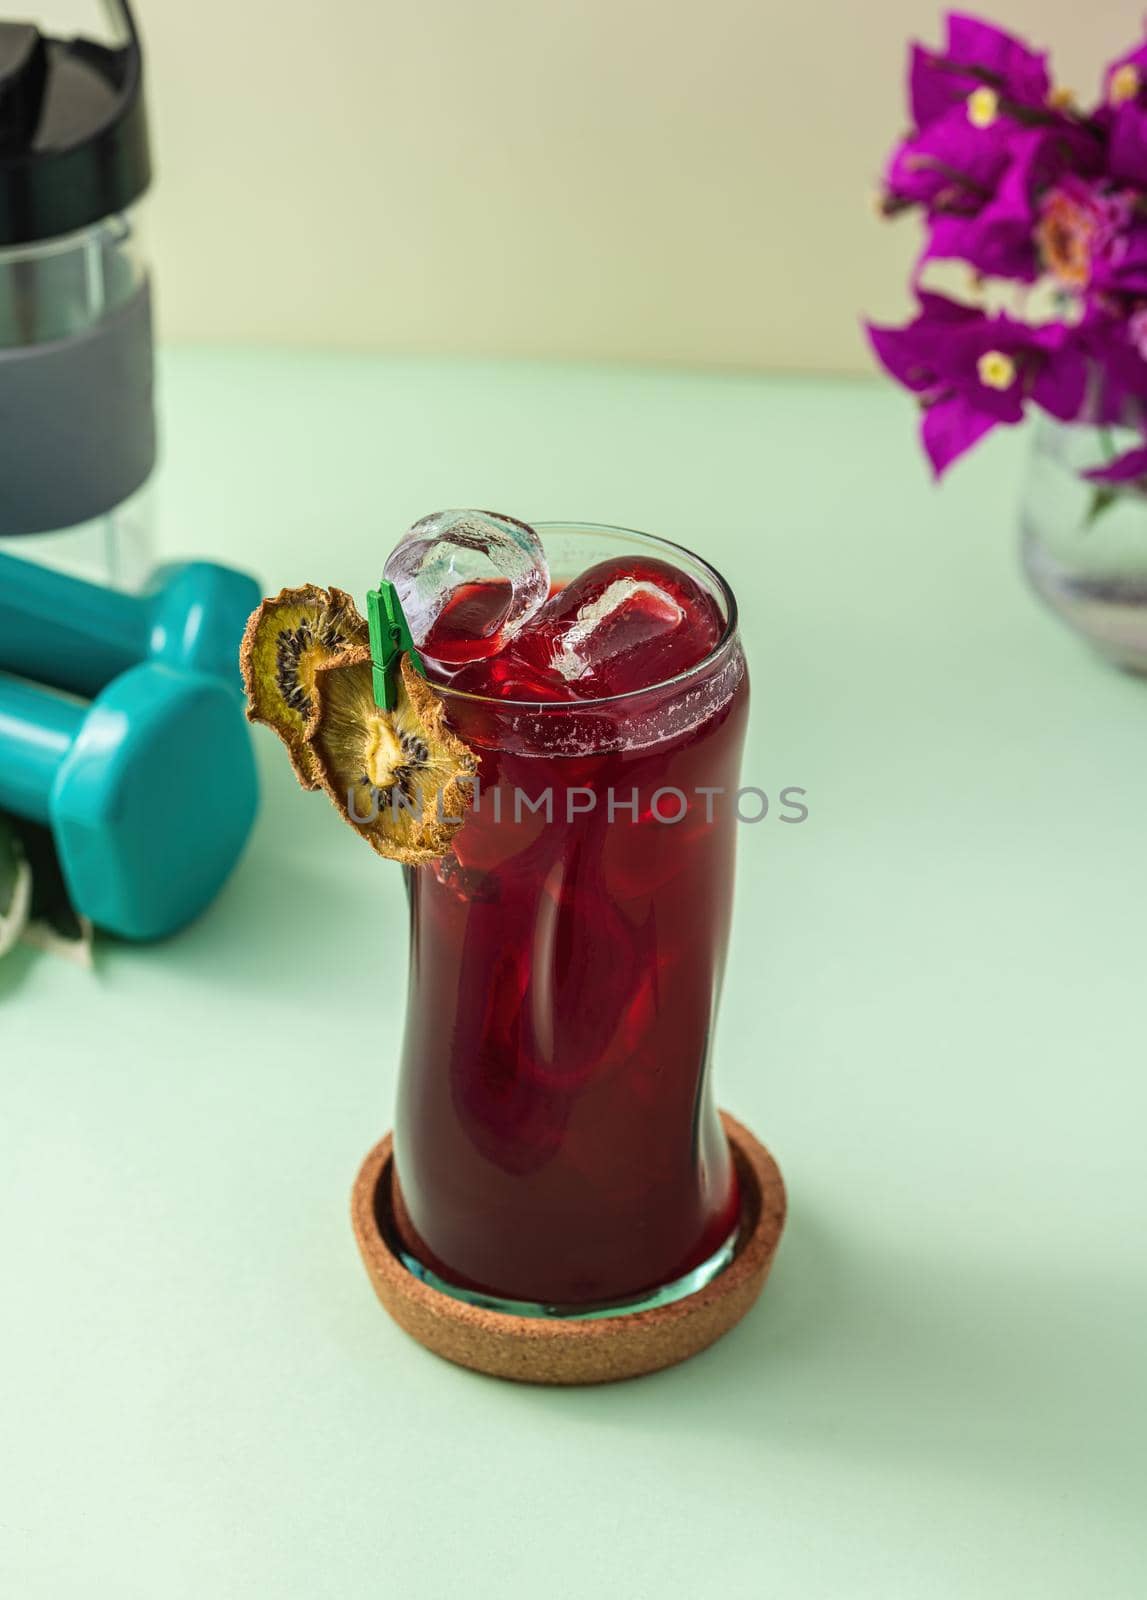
<box><xmin>1129</xmin><ymin>307</ymin><xmax>1147</xmax><ymax>362</ymax></box>
<box><xmin>1068</xmin><ymin>310</ymin><xmax>1147</xmax><ymax>427</ymax></box>
<box><xmin>1082</xmin><ymin>444</ymin><xmax>1147</xmax><ymax>483</ymax></box>
<box><xmin>1107</xmin><ymin>102</ymin><xmax>1147</xmax><ymax>187</ymax></box>
<box><xmin>884</xmin><ymin>103</ymin><xmax>1019</xmax><ymax>213</ymax></box>
<box><xmin>1034</xmin><ymin>177</ymin><xmax>1134</xmax><ymax>291</ymax></box>
<box><xmin>1101</xmin><ymin>35</ymin><xmax>1147</xmax><ymax>113</ymax></box>
<box><xmin>909</xmin><ymin>13</ymin><xmax>1051</xmax><ymax>129</ymax></box>
<box><xmin>868</xmin><ymin>15</ymin><xmax>1147</xmax><ymax>476</ymax></box>
<box><xmin>1092</xmin><ymin>217</ymin><xmax>1147</xmax><ymax>297</ymax></box>
<box><xmin>922</xmin><ymin>129</ymin><xmax>1050</xmax><ymax>280</ymax></box>
<box><xmin>885</xmin><ymin>86</ymin><xmax>1100</xmax><ymax>281</ymax></box>
<box><xmin>1099</xmin><ymin>30</ymin><xmax>1147</xmax><ymax>181</ymax></box>
<box><xmin>867</xmin><ymin>292</ymin><xmax>1087</xmax><ymax>476</ymax></box>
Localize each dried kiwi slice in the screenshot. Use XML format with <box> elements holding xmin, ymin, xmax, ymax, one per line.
<box><xmin>240</xmin><ymin>585</ymin><xmax>369</xmax><ymax>789</ymax></box>
<box><xmin>308</xmin><ymin>650</ymin><xmax>477</xmax><ymax>863</ymax></box>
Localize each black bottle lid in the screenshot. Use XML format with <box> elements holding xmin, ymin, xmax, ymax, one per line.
<box><xmin>0</xmin><ymin>0</ymin><xmax>150</xmax><ymax>247</ymax></box>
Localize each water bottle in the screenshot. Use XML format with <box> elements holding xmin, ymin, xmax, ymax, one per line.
<box><xmin>0</xmin><ymin>0</ymin><xmax>155</xmax><ymax>589</ymax></box>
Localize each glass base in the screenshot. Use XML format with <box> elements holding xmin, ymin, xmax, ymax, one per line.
<box><xmin>1023</xmin><ymin>532</ymin><xmax>1147</xmax><ymax>674</ymax></box>
<box><xmin>398</xmin><ymin>1225</ymin><xmax>740</xmax><ymax>1322</ymax></box>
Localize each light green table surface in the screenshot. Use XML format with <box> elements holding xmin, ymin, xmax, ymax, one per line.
<box><xmin>2</xmin><ymin>350</ymin><xmax>1145</xmax><ymax>1599</ymax></box>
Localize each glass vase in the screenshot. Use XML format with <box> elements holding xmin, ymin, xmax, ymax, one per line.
<box><xmin>1021</xmin><ymin>416</ymin><xmax>1147</xmax><ymax>674</ymax></box>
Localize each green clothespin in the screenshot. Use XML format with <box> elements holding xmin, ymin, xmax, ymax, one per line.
<box><xmin>366</xmin><ymin>580</ymin><xmax>426</xmax><ymax>711</ymax></box>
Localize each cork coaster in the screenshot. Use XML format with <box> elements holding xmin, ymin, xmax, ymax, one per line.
<box><xmin>350</xmin><ymin>1111</ymin><xmax>786</xmax><ymax>1385</ymax></box>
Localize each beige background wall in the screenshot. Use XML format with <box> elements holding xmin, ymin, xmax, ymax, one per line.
<box><xmin>64</xmin><ymin>0</ymin><xmax>1147</xmax><ymax>369</ymax></box>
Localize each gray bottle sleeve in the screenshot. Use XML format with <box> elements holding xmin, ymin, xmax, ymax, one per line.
<box><xmin>0</xmin><ymin>279</ymin><xmax>156</xmax><ymax>537</ymax></box>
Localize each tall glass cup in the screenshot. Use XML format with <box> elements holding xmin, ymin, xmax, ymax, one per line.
<box><xmin>392</xmin><ymin>525</ymin><xmax>749</xmax><ymax>1316</ymax></box>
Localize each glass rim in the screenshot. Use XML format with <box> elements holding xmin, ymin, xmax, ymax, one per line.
<box><xmin>427</xmin><ymin>521</ymin><xmax>740</xmax><ymax>711</ymax></box>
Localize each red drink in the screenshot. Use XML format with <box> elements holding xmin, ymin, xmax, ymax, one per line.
<box><xmin>392</xmin><ymin>525</ymin><xmax>748</xmax><ymax>1313</ymax></box>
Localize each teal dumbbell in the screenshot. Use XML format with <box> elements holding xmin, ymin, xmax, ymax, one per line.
<box><xmin>0</xmin><ymin>663</ymin><xmax>258</xmax><ymax>941</ymax></box>
<box><xmin>0</xmin><ymin>550</ymin><xmax>260</xmax><ymax>699</ymax></box>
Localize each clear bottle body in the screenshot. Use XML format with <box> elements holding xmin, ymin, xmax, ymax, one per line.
<box><xmin>0</xmin><ymin>208</ymin><xmax>155</xmax><ymax>589</ymax></box>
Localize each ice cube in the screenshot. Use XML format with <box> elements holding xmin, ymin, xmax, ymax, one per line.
<box><xmin>548</xmin><ymin>576</ymin><xmax>684</xmax><ymax>683</ymax></box>
<box><xmin>510</xmin><ymin>555</ymin><xmax>724</xmax><ymax>698</ymax></box>
<box><xmin>383</xmin><ymin>509</ymin><xmax>549</xmax><ymax>665</ymax></box>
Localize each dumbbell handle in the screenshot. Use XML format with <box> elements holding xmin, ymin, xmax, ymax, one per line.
<box><xmin>0</xmin><ymin>674</ymin><xmax>82</xmax><ymax>824</ymax></box>
<box><xmin>0</xmin><ymin>551</ymin><xmax>147</xmax><ymax>696</ymax></box>
<box><xmin>0</xmin><ymin>549</ymin><xmax>259</xmax><ymax>699</ymax></box>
